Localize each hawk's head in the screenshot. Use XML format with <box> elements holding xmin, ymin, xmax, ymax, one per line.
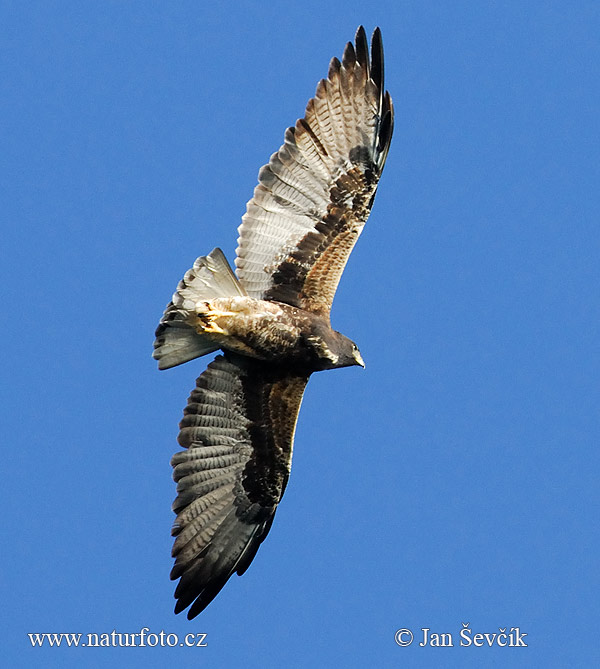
<box><xmin>306</xmin><ymin>330</ymin><xmax>365</xmax><ymax>371</ymax></box>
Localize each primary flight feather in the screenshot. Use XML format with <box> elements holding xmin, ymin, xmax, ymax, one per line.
<box><xmin>154</xmin><ymin>26</ymin><xmax>393</xmax><ymax>619</ymax></box>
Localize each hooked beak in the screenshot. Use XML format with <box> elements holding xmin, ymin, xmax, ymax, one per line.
<box><xmin>353</xmin><ymin>349</ymin><xmax>365</xmax><ymax>368</ymax></box>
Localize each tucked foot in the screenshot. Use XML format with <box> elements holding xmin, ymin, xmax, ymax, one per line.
<box><xmin>195</xmin><ymin>302</ymin><xmax>236</xmax><ymax>335</ymax></box>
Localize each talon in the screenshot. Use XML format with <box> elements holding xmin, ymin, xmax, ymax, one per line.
<box><xmin>195</xmin><ymin>304</ymin><xmax>235</xmax><ymax>336</ymax></box>
<box><xmin>203</xmin><ymin>321</ymin><xmax>226</xmax><ymax>335</ymax></box>
<box><xmin>196</xmin><ymin>306</ymin><xmax>236</xmax><ymax>319</ymax></box>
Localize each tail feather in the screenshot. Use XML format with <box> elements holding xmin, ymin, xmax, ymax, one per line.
<box><xmin>153</xmin><ymin>248</ymin><xmax>246</xmax><ymax>370</ymax></box>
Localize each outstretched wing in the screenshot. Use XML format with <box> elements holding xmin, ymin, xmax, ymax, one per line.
<box><xmin>170</xmin><ymin>353</ymin><xmax>309</xmax><ymax>619</ymax></box>
<box><xmin>235</xmin><ymin>26</ymin><xmax>394</xmax><ymax>317</ymax></box>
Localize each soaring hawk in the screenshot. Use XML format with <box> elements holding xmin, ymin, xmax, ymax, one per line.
<box><xmin>154</xmin><ymin>26</ymin><xmax>393</xmax><ymax>618</ymax></box>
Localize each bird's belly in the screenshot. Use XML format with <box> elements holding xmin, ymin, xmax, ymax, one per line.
<box><xmin>191</xmin><ymin>296</ymin><xmax>306</xmax><ymax>361</ymax></box>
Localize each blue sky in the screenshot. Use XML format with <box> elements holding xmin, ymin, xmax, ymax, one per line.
<box><xmin>2</xmin><ymin>1</ymin><xmax>599</xmax><ymax>667</ymax></box>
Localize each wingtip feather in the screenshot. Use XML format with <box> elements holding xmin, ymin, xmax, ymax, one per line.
<box><xmin>341</xmin><ymin>41</ymin><xmax>356</xmax><ymax>69</ymax></box>
<box><xmin>328</xmin><ymin>56</ymin><xmax>341</xmax><ymax>80</ymax></box>
<box><xmin>354</xmin><ymin>26</ymin><xmax>368</xmax><ymax>71</ymax></box>
<box><xmin>370</xmin><ymin>27</ymin><xmax>384</xmax><ymax>96</ymax></box>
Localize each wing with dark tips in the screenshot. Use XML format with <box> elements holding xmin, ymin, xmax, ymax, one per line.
<box><xmin>170</xmin><ymin>354</ymin><xmax>309</xmax><ymax>618</ymax></box>
<box><xmin>235</xmin><ymin>26</ymin><xmax>394</xmax><ymax>317</ymax></box>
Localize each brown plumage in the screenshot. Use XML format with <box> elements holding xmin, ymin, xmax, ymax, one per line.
<box><xmin>153</xmin><ymin>26</ymin><xmax>393</xmax><ymax>618</ymax></box>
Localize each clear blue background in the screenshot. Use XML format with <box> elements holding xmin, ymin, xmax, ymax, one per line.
<box><xmin>2</xmin><ymin>1</ymin><xmax>598</xmax><ymax>667</ymax></box>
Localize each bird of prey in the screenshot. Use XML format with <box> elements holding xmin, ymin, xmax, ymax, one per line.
<box><xmin>153</xmin><ymin>26</ymin><xmax>393</xmax><ymax>619</ymax></box>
